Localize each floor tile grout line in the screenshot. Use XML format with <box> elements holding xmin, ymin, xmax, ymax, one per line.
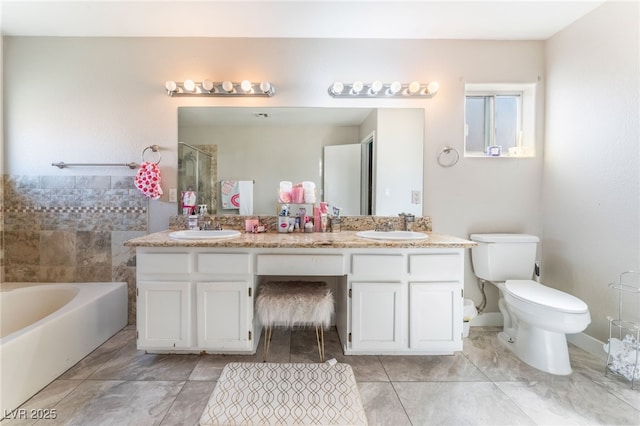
<box><xmin>485</xmin><ymin>380</ymin><xmax>539</xmax><ymax>426</ymax></box>
<box><xmin>587</xmin><ymin>377</ymin><xmax>640</xmax><ymax>413</ymax></box>
<box><xmin>459</xmin><ymin>346</ymin><xmax>494</xmax><ymax>383</ymax></box>
<box><xmin>388</xmin><ymin>379</ymin><xmax>415</xmax><ymax>425</ymax></box>
<box><xmin>156</xmin><ymin>380</ymin><xmax>190</xmax><ymax>426</ymax></box>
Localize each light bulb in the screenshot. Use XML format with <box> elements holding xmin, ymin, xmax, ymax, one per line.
<box><xmin>259</xmin><ymin>81</ymin><xmax>272</xmax><ymax>93</ymax></box>
<box><xmin>408</xmin><ymin>81</ymin><xmax>421</xmax><ymax>94</ymax></box>
<box><xmin>331</xmin><ymin>81</ymin><xmax>344</xmax><ymax>95</ymax></box>
<box><xmin>351</xmin><ymin>81</ymin><xmax>364</xmax><ymax>94</ymax></box>
<box><xmin>165</xmin><ymin>80</ymin><xmax>177</xmax><ymax>92</ymax></box>
<box><xmin>183</xmin><ymin>79</ymin><xmax>196</xmax><ymax>92</ymax></box>
<box><xmin>389</xmin><ymin>81</ymin><xmax>402</xmax><ymax>95</ymax></box>
<box><xmin>369</xmin><ymin>80</ymin><xmax>383</xmax><ymax>94</ymax></box>
<box><xmin>222</xmin><ymin>81</ymin><xmax>234</xmax><ymax>93</ymax></box>
<box><xmin>240</xmin><ymin>80</ymin><xmax>253</xmax><ymax>93</ymax></box>
<box><xmin>427</xmin><ymin>81</ymin><xmax>440</xmax><ymax>95</ymax></box>
<box><xmin>202</xmin><ymin>79</ymin><xmax>214</xmax><ymax>92</ymax></box>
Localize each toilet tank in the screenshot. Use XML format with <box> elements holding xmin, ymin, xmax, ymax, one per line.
<box><xmin>470</xmin><ymin>234</ymin><xmax>539</xmax><ymax>281</ymax></box>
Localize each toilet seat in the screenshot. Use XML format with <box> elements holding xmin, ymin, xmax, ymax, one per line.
<box><xmin>504</xmin><ymin>280</ymin><xmax>588</xmax><ymax>314</ymax></box>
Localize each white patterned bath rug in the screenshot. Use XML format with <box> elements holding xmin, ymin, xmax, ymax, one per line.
<box><xmin>198</xmin><ymin>362</ymin><xmax>368</xmax><ymax>425</ymax></box>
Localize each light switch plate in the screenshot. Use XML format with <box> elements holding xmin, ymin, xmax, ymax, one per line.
<box><xmin>169</xmin><ymin>188</ymin><xmax>178</xmax><ymax>203</ymax></box>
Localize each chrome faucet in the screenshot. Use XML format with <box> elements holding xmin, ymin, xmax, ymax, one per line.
<box><xmin>375</xmin><ymin>221</ymin><xmax>394</xmax><ymax>232</ymax></box>
<box><xmin>399</xmin><ymin>213</ymin><xmax>415</xmax><ymax>231</ymax></box>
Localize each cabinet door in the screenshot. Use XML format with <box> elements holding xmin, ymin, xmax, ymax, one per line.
<box><xmin>409</xmin><ymin>282</ymin><xmax>462</xmax><ymax>351</ymax></box>
<box><xmin>351</xmin><ymin>282</ymin><xmax>406</xmax><ymax>351</ymax></box>
<box><xmin>137</xmin><ymin>281</ymin><xmax>191</xmax><ymax>350</ymax></box>
<box><xmin>197</xmin><ymin>281</ymin><xmax>251</xmax><ymax>350</ymax></box>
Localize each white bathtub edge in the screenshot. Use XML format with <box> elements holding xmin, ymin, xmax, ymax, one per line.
<box><xmin>0</xmin><ymin>282</ymin><xmax>128</xmax><ymax>417</ymax></box>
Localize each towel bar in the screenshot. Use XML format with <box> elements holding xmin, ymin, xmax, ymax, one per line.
<box><xmin>52</xmin><ymin>162</ymin><xmax>138</xmax><ymax>169</ymax></box>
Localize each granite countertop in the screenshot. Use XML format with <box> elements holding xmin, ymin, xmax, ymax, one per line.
<box><xmin>124</xmin><ymin>230</ymin><xmax>475</xmax><ymax>249</ymax></box>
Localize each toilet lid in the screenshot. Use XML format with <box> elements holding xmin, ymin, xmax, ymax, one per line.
<box><xmin>504</xmin><ymin>280</ymin><xmax>588</xmax><ymax>313</ymax></box>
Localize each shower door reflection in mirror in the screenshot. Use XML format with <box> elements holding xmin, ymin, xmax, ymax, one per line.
<box><xmin>178</xmin><ymin>142</ymin><xmax>216</xmax><ymax>213</ymax></box>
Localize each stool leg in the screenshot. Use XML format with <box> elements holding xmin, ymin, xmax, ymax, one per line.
<box><xmin>315</xmin><ymin>326</ymin><xmax>325</xmax><ymax>362</ymax></box>
<box><xmin>263</xmin><ymin>326</ymin><xmax>272</xmax><ymax>362</ymax></box>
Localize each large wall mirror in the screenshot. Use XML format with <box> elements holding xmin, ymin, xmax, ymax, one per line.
<box><xmin>178</xmin><ymin>107</ymin><xmax>424</xmax><ymax>216</ymax></box>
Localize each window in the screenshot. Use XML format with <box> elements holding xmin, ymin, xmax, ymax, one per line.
<box><xmin>464</xmin><ymin>83</ymin><xmax>536</xmax><ymax>157</ymax></box>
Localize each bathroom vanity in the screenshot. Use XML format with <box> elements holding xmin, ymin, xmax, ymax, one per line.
<box><xmin>125</xmin><ymin>230</ymin><xmax>474</xmax><ymax>356</ymax></box>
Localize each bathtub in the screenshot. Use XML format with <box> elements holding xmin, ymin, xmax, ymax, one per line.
<box><xmin>0</xmin><ymin>282</ymin><xmax>128</xmax><ymax>417</ymax></box>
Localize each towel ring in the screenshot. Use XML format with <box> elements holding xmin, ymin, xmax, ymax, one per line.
<box><xmin>437</xmin><ymin>146</ymin><xmax>459</xmax><ymax>168</ymax></box>
<box><xmin>142</xmin><ymin>145</ymin><xmax>161</xmax><ymax>165</ymax></box>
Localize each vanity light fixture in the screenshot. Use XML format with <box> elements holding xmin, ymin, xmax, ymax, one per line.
<box><xmin>328</xmin><ymin>80</ymin><xmax>439</xmax><ymax>98</ymax></box>
<box><xmin>388</xmin><ymin>81</ymin><xmax>402</xmax><ymax>95</ymax></box>
<box><xmin>202</xmin><ymin>79</ymin><xmax>214</xmax><ymax>91</ymax></box>
<box><xmin>240</xmin><ymin>80</ymin><xmax>253</xmax><ymax>93</ymax></box>
<box><xmin>164</xmin><ymin>80</ymin><xmax>276</xmax><ymax>97</ymax></box>
<box><xmin>408</xmin><ymin>81</ymin><xmax>421</xmax><ymax>94</ymax></box>
<box><xmin>369</xmin><ymin>80</ymin><xmax>383</xmax><ymax>95</ymax></box>
<box><xmin>222</xmin><ymin>80</ymin><xmax>235</xmax><ymax>93</ymax></box>
<box><xmin>330</xmin><ymin>81</ymin><xmax>345</xmax><ymax>96</ymax></box>
<box><xmin>351</xmin><ymin>81</ymin><xmax>364</xmax><ymax>95</ymax></box>
<box><xmin>183</xmin><ymin>79</ymin><xmax>196</xmax><ymax>92</ymax></box>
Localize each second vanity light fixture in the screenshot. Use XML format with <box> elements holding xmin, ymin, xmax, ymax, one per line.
<box><xmin>329</xmin><ymin>80</ymin><xmax>439</xmax><ymax>98</ymax></box>
<box><xmin>165</xmin><ymin>80</ymin><xmax>276</xmax><ymax>97</ymax></box>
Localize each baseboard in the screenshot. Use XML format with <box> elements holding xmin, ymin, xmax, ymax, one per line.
<box><xmin>469</xmin><ymin>312</ymin><xmax>502</xmax><ymax>327</ymax></box>
<box><xmin>567</xmin><ymin>332</ymin><xmax>607</xmax><ymax>361</ymax></box>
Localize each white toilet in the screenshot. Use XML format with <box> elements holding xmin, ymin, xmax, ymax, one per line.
<box><xmin>469</xmin><ymin>233</ymin><xmax>591</xmax><ymax>375</ymax></box>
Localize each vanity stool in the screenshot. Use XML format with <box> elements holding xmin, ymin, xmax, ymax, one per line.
<box><xmin>256</xmin><ymin>281</ymin><xmax>334</xmax><ymax>362</ymax></box>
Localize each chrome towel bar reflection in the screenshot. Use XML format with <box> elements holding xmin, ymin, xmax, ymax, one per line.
<box><xmin>52</xmin><ymin>162</ymin><xmax>138</xmax><ymax>169</ymax></box>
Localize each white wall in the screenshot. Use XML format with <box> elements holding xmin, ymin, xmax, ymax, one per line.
<box><xmin>544</xmin><ymin>1</ymin><xmax>640</xmax><ymax>342</ymax></box>
<box><xmin>0</xmin><ymin>0</ymin><xmax>4</xmax><ymax>175</ymax></box>
<box><xmin>3</xmin><ymin>37</ymin><xmax>545</xmax><ymax>313</ymax></box>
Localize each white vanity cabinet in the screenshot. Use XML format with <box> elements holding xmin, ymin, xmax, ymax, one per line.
<box><xmin>196</xmin><ymin>280</ymin><xmax>252</xmax><ymax>350</ymax></box>
<box><xmin>351</xmin><ymin>281</ymin><xmax>407</xmax><ymax>351</ymax></box>
<box><xmin>137</xmin><ymin>280</ymin><xmax>192</xmax><ymax>349</ymax></box>
<box><xmin>344</xmin><ymin>249</ymin><xmax>464</xmax><ymax>355</ymax></box>
<box><xmin>135</xmin><ymin>249</ymin><xmax>257</xmax><ymax>354</ymax></box>
<box><xmin>133</xmin><ymin>242</ymin><xmax>467</xmax><ymax>356</ymax></box>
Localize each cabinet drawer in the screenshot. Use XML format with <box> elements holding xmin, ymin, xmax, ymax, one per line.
<box><xmin>408</xmin><ymin>254</ymin><xmax>462</xmax><ymax>280</ymax></box>
<box><xmin>351</xmin><ymin>254</ymin><xmax>404</xmax><ymax>276</ymax></box>
<box><xmin>138</xmin><ymin>253</ymin><xmax>191</xmax><ymax>274</ymax></box>
<box><xmin>256</xmin><ymin>254</ymin><xmax>345</xmax><ymax>276</ymax></box>
<box><xmin>196</xmin><ymin>253</ymin><xmax>251</xmax><ymax>274</ymax></box>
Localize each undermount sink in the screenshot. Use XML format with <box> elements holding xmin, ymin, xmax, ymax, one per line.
<box><xmin>356</xmin><ymin>230</ymin><xmax>429</xmax><ymax>241</ymax></box>
<box><xmin>168</xmin><ymin>230</ymin><xmax>241</xmax><ymax>240</ymax></box>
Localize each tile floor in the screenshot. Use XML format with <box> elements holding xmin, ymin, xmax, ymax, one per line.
<box><xmin>3</xmin><ymin>326</ymin><xmax>639</xmax><ymax>425</ymax></box>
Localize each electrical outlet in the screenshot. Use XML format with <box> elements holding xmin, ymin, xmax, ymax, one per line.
<box><xmin>169</xmin><ymin>188</ymin><xmax>178</xmax><ymax>203</ymax></box>
<box><xmin>411</xmin><ymin>190</ymin><xmax>421</xmax><ymax>204</ymax></box>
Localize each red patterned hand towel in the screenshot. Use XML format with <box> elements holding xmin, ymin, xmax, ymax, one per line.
<box><xmin>135</xmin><ymin>161</ymin><xmax>163</xmax><ymax>199</ymax></box>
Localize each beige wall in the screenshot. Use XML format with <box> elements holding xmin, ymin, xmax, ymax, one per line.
<box><xmin>3</xmin><ymin>37</ymin><xmax>546</xmax><ymax>315</ymax></box>
<box><xmin>544</xmin><ymin>1</ymin><xmax>640</xmax><ymax>342</ymax></box>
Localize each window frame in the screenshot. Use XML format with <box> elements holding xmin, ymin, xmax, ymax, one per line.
<box><xmin>464</xmin><ymin>83</ymin><xmax>536</xmax><ymax>158</ymax></box>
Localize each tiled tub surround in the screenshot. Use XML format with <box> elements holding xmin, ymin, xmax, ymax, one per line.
<box><xmin>2</xmin><ymin>175</ymin><xmax>147</xmax><ymax>324</ymax></box>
